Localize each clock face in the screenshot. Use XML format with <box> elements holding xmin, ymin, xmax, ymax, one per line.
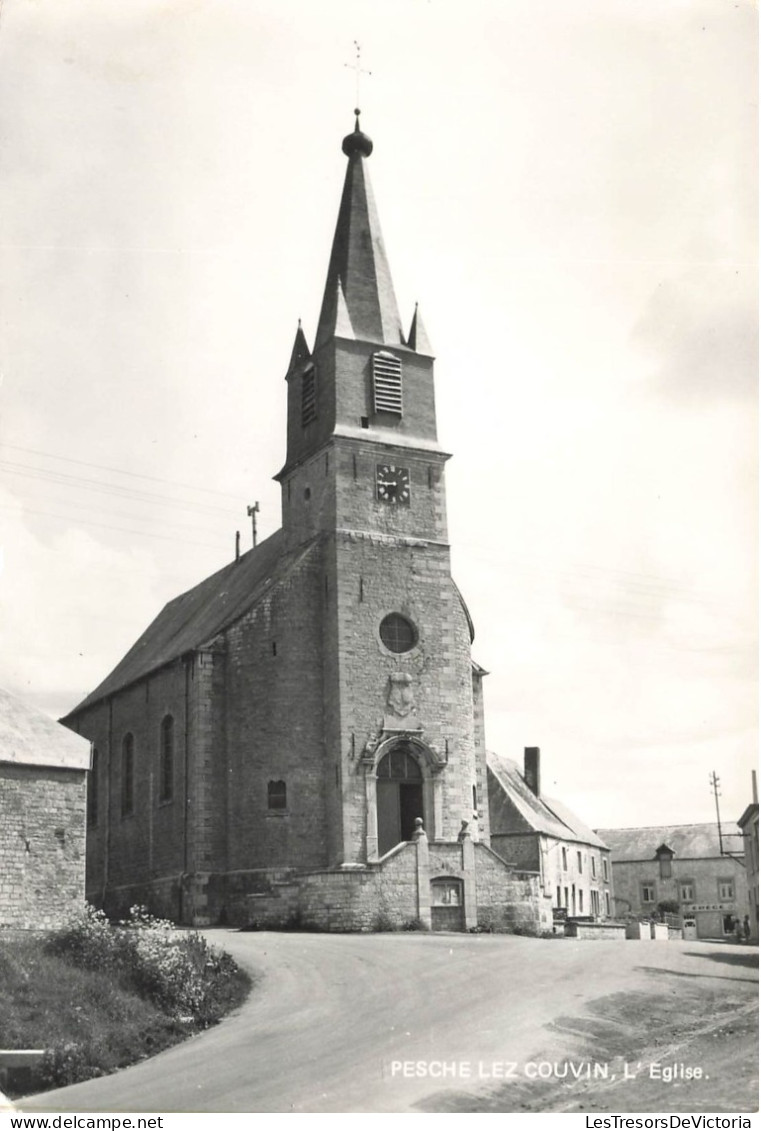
<box><xmin>376</xmin><ymin>463</ymin><xmax>411</xmax><ymax>506</ymax></box>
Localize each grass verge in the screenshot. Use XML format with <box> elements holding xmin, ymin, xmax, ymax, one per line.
<box><xmin>0</xmin><ymin>906</ymin><xmax>251</xmax><ymax>1097</ymax></box>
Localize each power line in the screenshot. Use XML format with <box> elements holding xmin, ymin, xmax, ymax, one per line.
<box><xmin>0</xmin><ymin>442</ymin><xmax>245</xmax><ymax>502</ymax></box>
<box><xmin>1</xmin><ymin>459</ymin><xmax>241</xmax><ymax>516</ymax></box>
<box><xmin>0</xmin><ymin>503</ymin><xmax>226</xmax><ymax>552</ymax></box>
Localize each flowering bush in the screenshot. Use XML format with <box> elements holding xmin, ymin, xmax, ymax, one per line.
<box><xmin>46</xmin><ymin>904</ymin><xmax>247</xmax><ymax>1024</ymax></box>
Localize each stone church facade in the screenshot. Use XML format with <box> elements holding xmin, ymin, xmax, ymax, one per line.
<box><xmin>63</xmin><ymin>116</ymin><xmax>551</xmax><ymax>933</ymax></box>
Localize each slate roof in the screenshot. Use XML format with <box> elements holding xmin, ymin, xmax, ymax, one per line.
<box><xmin>0</xmin><ymin>687</ymin><xmax>91</xmax><ymax>770</ymax></box>
<box><xmin>487</xmin><ymin>751</ymin><xmax>609</xmax><ymax>849</ymax></box>
<box><xmin>595</xmin><ymin>824</ymin><xmax>739</xmax><ymax>861</ymax></box>
<box><xmin>315</xmin><ymin>121</ymin><xmax>405</xmax><ymax>350</ymax></box>
<box><xmin>65</xmin><ymin>529</ymin><xmax>313</xmax><ymax>716</ymax></box>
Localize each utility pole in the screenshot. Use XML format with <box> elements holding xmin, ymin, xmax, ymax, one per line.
<box><xmin>247</xmin><ymin>502</ymin><xmax>260</xmax><ymax>548</ymax></box>
<box><xmin>709</xmin><ymin>770</ymin><xmax>723</xmax><ymax>856</ymax></box>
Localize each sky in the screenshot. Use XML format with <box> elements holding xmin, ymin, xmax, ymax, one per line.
<box><xmin>0</xmin><ymin>0</ymin><xmax>756</xmax><ymax>831</ymax></box>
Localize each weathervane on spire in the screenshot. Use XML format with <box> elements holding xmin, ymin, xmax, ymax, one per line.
<box><xmin>344</xmin><ymin>40</ymin><xmax>372</xmax><ymax>117</ymax></box>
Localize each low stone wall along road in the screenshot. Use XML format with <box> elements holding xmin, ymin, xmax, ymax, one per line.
<box><xmin>19</xmin><ymin>931</ymin><xmax>758</xmax><ymax>1114</ymax></box>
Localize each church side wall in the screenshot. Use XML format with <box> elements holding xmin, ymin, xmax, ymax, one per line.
<box><xmin>0</xmin><ymin>764</ymin><xmax>86</xmax><ymax>930</ymax></box>
<box><xmin>221</xmin><ymin>541</ymin><xmax>331</xmax><ymax>877</ymax></box>
<box><xmin>67</xmin><ymin>663</ymin><xmax>191</xmax><ymax>921</ymax></box>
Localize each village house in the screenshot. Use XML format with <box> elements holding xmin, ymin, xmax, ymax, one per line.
<box><xmin>62</xmin><ymin>115</ymin><xmax>554</xmax><ymax>934</ymax></box>
<box><xmin>737</xmin><ymin>772</ymin><xmax>759</xmax><ymax>942</ymax></box>
<box><xmin>488</xmin><ymin>747</ymin><xmax>614</xmax><ymax>921</ymax></box>
<box><xmin>596</xmin><ymin>823</ymin><xmax>750</xmax><ymax>940</ymax></box>
<box><xmin>0</xmin><ymin>687</ymin><xmax>91</xmax><ymax>931</ymax></box>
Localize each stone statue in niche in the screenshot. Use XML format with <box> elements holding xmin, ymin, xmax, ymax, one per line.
<box><xmin>386</xmin><ymin>671</ymin><xmax>416</xmax><ymax>718</ymax></box>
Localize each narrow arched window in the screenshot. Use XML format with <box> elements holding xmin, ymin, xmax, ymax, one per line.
<box><xmin>87</xmin><ymin>747</ymin><xmax>99</xmax><ymax>827</ymax></box>
<box><xmin>121</xmin><ymin>733</ymin><xmax>135</xmax><ymax>817</ymax></box>
<box><xmin>159</xmin><ymin>716</ymin><xmax>174</xmax><ymax>803</ymax></box>
<box><xmin>267</xmin><ymin>780</ymin><xmax>287</xmax><ymax>810</ymax></box>
<box><xmin>301</xmin><ymin>364</ymin><xmax>317</xmax><ymax>426</ymax></box>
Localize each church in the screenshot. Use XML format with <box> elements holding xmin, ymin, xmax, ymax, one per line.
<box><xmin>62</xmin><ymin>114</ymin><xmax>551</xmax><ymax>933</ymax></box>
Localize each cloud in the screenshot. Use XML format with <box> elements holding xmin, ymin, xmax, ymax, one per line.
<box><xmin>632</xmin><ymin>267</ymin><xmax>757</xmax><ymax>405</ymax></box>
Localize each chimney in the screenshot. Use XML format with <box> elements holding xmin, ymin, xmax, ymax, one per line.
<box><xmin>524</xmin><ymin>747</ymin><xmax>540</xmax><ymax>796</ymax></box>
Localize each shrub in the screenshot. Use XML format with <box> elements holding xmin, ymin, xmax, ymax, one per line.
<box><xmin>45</xmin><ymin>904</ymin><xmax>250</xmax><ymax>1024</ymax></box>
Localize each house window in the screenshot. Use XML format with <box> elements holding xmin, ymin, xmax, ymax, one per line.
<box><xmin>659</xmin><ymin>856</ymin><xmax>672</xmax><ymax>879</ymax></box>
<box><xmin>121</xmin><ymin>733</ymin><xmax>135</xmax><ymax>818</ymax></box>
<box><xmin>602</xmin><ymin>857</ymin><xmax>608</xmax><ymax>882</ymax></box>
<box><xmin>578</xmin><ymin>890</ymin><xmax>584</xmax><ymax>913</ymax></box>
<box><xmin>680</xmin><ymin>881</ymin><xmax>695</xmax><ymax>902</ymax></box>
<box><xmin>591</xmin><ymin>855</ymin><xmax>596</xmax><ymax>878</ymax></box>
<box><xmin>641</xmin><ymin>882</ymin><xmax>655</xmax><ymax>904</ymax></box>
<box><xmin>604</xmin><ymin>892</ymin><xmax>611</xmax><ymax>916</ymax></box>
<box><xmin>301</xmin><ymin>365</ymin><xmax>316</xmax><ymax>426</ymax></box>
<box><xmin>561</xmin><ymin>847</ymin><xmax>568</xmax><ymax>871</ymax></box>
<box><xmin>268</xmin><ymin>780</ymin><xmax>287</xmax><ymax>810</ymax></box>
<box><xmin>159</xmin><ymin>715</ymin><xmax>174</xmax><ymax>804</ymax></box>
<box><xmin>577</xmin><ymin>851</ymin><xmax>583</xmax><ymax>871</ymax></box>
<box><xmin>556</xmin><ymin>886</ymin><xmax>561</xmax><ymax>908</ymax></box>
<box><xmin>372</xmin><ymin>352</ymin><xmax>402</xmax><ymax>415</ymax></box>
<box><xmin>87</xmin><ymin>747</ymin><xmax>99</xmax><ymax>827</ymax></box>
<box><xmin>718</xmin><ymin>879</ymin><xmax>735</xmax><ymax>901</ymax></box>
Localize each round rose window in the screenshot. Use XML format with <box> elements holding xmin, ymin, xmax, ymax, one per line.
<box><xmin>379</xmin><ymin>613</ymin><xmax>418</xmax><ymax>654</ymax></box>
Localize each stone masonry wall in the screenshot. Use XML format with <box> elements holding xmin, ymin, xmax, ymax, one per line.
<box><xmin>0</xmin><ymin>763</ymin><xmax>86</xmax><ymax>930</ymax></box>
<box><xmin>473</xmin><ymin>843</ymin><xmax>552</xmax><ymax>934</ymax></box>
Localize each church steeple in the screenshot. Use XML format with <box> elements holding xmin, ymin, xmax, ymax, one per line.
<box><xmin>314</xmin><ymin>113</ymin><xmax>405</xmax><ymax>350</ymax></box>
<box><xmin>278</xmin><ymin>116</ymin><xmax>446</xmax><ymax>502</ymax></box>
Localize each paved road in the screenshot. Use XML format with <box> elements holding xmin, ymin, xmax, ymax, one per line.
<box><xmin>20</xmin><ymin>932</ymin><xmax>758</xmax><ymax>1113</ymax></box>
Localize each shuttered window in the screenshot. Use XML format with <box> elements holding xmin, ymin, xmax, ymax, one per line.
<box><xmin>372</xmin><ymin>352</ymin><xmax>402</xmax><ymax>415</ymax></box>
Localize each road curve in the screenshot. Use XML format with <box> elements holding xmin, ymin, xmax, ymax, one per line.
<box><xmin>20</xmin><ymin>931</ymin><xmax>758</xmax><ymax>1113</ymax></box>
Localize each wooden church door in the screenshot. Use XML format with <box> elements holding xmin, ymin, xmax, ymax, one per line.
<box><xmin>376</xmin><ymin>746</ymin><xmax>424</xmax><ymax>857</ymax></box>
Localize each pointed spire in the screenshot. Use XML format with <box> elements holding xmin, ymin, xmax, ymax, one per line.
<box><xmin>314</xmin><ymin>115</ymin><xmax>404</xmax><ymax>350</ymax></box>
<box><xmin>333</xmin><ymin>277</ymin><xmax>355</xmax><ymax>339</ymax></box>
<box><xmin>285</xmin><ymin>319</ymin><xmax>311</xmax><ymax>377</ymax></box>
<box><xmin>407</xmin><ymin>303</ymin><xmax>434</xmax><ymax>356</ymax></box>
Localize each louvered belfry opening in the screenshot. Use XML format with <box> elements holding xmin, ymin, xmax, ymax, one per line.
<box><xmin>372</xmin><ymin>351</ymin><xmax>402</xmax><ymax>415</ymax></box>
<box><xmin>301</xmin><ymin>364</ymin><xmax>316</xmax><ymax>426</ymax></box>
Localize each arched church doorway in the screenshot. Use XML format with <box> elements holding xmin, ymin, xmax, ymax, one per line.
<box><xmin>376</xmin><ymin>743</ymin><xmax>424</xmax><ymax>856</ymax></box>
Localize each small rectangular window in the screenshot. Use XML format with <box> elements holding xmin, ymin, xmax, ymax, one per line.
<box><xmin>561</xmin><ymin>847</ymin><xmax>568</xmax><ymax>871</ymax></box>
<box><xmin>602</xmin><ymin>857</ymin><xmax>609</xmax><ymax>881</ymax></box>
<box><xmin>680</xmin><ymin>882</ymin><xmax>695</xmax><ymax>902</ymax></box>
<box><xmin>591</xmin><ymin>856</ymin><xmax>597</xmax><ymax>878</ymax></box>
<box><xmin>641</xmin><ymin>883</ymin><xmax>655</xmax><ymax>903</ymax></box>
<box><xmin>578</xmin><ymin>890</ymin><xmax>584</xmax><ymax>913</ymax></box>
<box><xmin>268</xmin><ymin>780</ymin><xmax>287</xmax><ymax>810</ymax></box>
<box><xmin>718</xmin><ymin>879</ymin><xmax>735</xmax><ymax>901</ymax></box>
<box><xmin>372</xmin><ymin>352</ymin><xmax>402</xmax><ymax>415</ymax></box>
<box><xmin>577</xmin><ymin>851</ymin><xmax>583</xmax><ymax>871</ymax></box>
<box><xmin>604</xmin><ymin>892</ymin><xmax>611</xmax><ymax>916</ymax></box>
<box><xmin>301</xmin><ymin>365</ymin><xmax>316</xmax><ymax>426</ymax></box>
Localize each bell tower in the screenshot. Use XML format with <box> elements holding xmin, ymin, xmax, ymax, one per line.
<box><xmin>275</xmin><ymin>115</ymin><xmax>488</xmax><ymax>864</ymax></box>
